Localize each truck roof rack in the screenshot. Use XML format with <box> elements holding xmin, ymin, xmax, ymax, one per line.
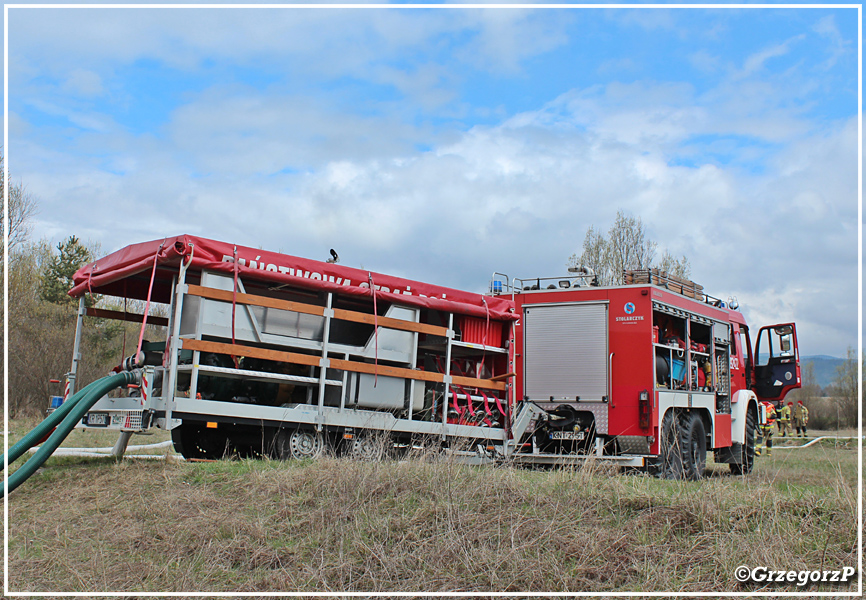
<box><xmin>623</xmin><ymin>268</ymin><xmax>704</xmax><ymax>300</ymax></box>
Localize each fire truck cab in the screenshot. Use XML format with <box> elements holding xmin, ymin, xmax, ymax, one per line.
<box><xmin>498</xmin><ymin>269</ymin><xmax>801</xmax><ymax>478</ymax></box>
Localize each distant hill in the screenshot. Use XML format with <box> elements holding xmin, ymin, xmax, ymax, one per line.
<box><xmin>799</xmin><ymin>355</ymin><xmax>845</xmax><ymax>390</ymax></box>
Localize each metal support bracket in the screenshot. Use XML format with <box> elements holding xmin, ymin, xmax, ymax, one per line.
<box><xmin>111</xmin><ymin>431</ymin><xmax>134</xmax><ymax>459</ymax></box>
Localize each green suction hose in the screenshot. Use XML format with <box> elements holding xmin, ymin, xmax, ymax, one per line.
<box><xmin>4</xmin><ymin>371</ymin><xmax>138</xmax><ymax>497</ymax></box>
<box><xmin>3</xmin><ymin>377</ymin><xmax>108</xmax><ymax>470</ymax></box>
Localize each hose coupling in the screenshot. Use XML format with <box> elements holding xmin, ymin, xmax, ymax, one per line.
<box><xmin>121</xmin><ymin>351</ymin><xmax>162</xmax><ymax>371</ymax></box>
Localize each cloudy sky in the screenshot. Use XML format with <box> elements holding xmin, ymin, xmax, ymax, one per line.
<box><xmin>5</xmin><ymin>5</ymin><xmax>860</xmax><ymax>358</ymax></box>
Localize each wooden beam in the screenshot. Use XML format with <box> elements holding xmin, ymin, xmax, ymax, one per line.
<box><xmin>186</xmin><ymin>284</ymin><xmax>451</xmax><ymax>338</ymax></box>
<box><xmin>491</xmin><ymin>372</ymin><xmax>516</xmax><ymax>382</ymax></box>
<box><xmin>180</xmin><ymin>338</ymin><xmax>506</xmax><ymax>391</ymax></box>
<box><xmin>186</xmin><ymin>284</ymin><xmax>325</xmax><ymax>318</ymax></box>
<box><xmin>85</xmin><ymin>307</ymin><xmax>169</xmax><ymax>327</ymax></box>
<box><xmin>182</xmin><ymin>339</ymin><xmax>320</xmax><ymax>368</ymax></box>
<box><xmin>451</xmin><ymin>374</ymin><xmax>506</xmax><ymax>391</ymax></box>
<box><xmin>327</xmin><ymin>356</ymin><xmax>443</xmax><ymax>384</ymax></box>
<box><xmin>330</xmin><ymin>307</ymin><xmax>449</xmax><ymax>337</ymax></box>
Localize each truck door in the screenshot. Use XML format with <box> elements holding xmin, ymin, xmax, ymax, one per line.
<box><xmin>753</xmin><ymin>323</ymin><xmax>801</xmax><ymax>401</ymax></box>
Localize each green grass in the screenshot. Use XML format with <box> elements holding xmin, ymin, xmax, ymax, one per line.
<box><xmin>6</xmin><ymin>421</ymin><xmax>860</xmax><ymax>594</ymax></box>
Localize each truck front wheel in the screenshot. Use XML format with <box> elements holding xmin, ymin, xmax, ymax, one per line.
<box><xmin>730</xmin><ymin>407</ymin><xmax>757</xmax><ymax>475</ymax></box>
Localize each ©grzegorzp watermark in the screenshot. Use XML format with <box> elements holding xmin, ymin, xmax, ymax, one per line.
<box><xmin>735</xmin><ymin>565</ymin><xmax>856</xmax><ymax>587</ymax></box>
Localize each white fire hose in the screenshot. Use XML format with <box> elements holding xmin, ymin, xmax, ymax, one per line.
<box><xmin>27</xmin><ymin>440</ymin><xmax>183</xmax><ymax>460</ymax></box>
<box><xmin>773</xmin><ymin>436</ymin><xmax>861</xmax><ymax>449</ymax></box>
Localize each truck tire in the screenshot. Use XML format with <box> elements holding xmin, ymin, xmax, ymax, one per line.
<box><xmin>651</xmin><ymin>410</ymin><xmax>683</xmax><ymax>479</ymax></box>
<box><xmin>730</xmin><ymin>407</ymin><xmax>757</xmax><ymax>475</ymax></box>
<box><xmin>679</xmin><ymin>411</ymin><xmax>707</xmax><ymax>481</ymax></box>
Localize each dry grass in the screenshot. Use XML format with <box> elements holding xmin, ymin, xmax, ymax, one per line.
<box><xmin>6</xmin><ymin>426</ymin><xmax>859</xmax><ymax>594</ymax></box>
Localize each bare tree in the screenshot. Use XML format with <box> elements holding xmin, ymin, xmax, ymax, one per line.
<box><xmin>829</xmin><ymin>347</ymin><xmax>859</xmax><ymax>429</ymax></box>
<box><xmin>0</xmin><ymin>153</ymin><xmax>37</xmax><ymax>255</ymax></box>
<box><xmin>657</xmin><ymin>250</ymin><xmax>691</xmax><ymax>280</ymax></box>
<box><xmin>1</xmin><ymin>151</ymin><xmax>38</xmax><ymax>421</ymax></box>
<box><xmin>568</xmin><ymin>209</ymin><xmax>689</xmax><ymax>286</ymax></box>
<box><xmin>6</xmin><ymin>239</ymin><xmax>149</xmax><ymax>416</ymax></box>
<box><xmin>573</xmin><ymin>225</ymin><xmax>607</xmax><ymax>283</ymax></box>
<box><xmin>606</xmin><ymin>211</ymin><xmax>656</xmax><ymax>281</ymax></box>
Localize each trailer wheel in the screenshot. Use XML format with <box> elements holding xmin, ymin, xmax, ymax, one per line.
<box><xmin>679</xmin><ymin>411</ymin><xmax>707</xmax><ymax>481</ymax></box>
<box><xmin>286</xmin><ymin>429</ymin><xmax>324</xmax><ymax>460</ymax></box>
<box><xmin>652</xmin><ymin>410</ymin><xmax>683</xmax><ymax>479</ymax></box>
<box><xmin>171</xmin><ymin>423</ymin><xmax>230</xmax><ymax>460</ymax></box>
<box><xmin>349</xmin><ymin>433</ymin><xmax>389</xmax><ymax>461</ymax></box>
<box><xmin>730</xmin><ymin>406</ymin><xmax>757</xmax><ymax>475</ymax></box>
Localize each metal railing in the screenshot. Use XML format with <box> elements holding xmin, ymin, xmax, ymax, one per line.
<box><xmin>488</xmin><ymin>271</ymin><xmax>598</xmax><ymax>297</ymax></box>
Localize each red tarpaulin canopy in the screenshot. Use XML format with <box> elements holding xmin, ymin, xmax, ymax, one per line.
<box><xmin>70</xmin><ymin>235</ymin><xmax>516</xmax><ymax>321</ymax></box>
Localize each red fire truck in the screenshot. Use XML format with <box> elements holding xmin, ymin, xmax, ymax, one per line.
<box><xmin>503</xmin><ymin>269</ymin><xmax>800</xmax><ymax>478</ymax></box>
<box><xmin>61</xmin><ymin>235</ymin><xmax>799</xmax><ymax>479</ymax></box>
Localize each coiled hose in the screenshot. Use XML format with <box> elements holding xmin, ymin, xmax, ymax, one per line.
<box><xmin>4</xmin><ymin>371</ymin><xmax>139</xmax><ymax>497</ymax></box>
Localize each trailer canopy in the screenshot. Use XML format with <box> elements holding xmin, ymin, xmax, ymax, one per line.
<box><xmin>70</xmin><ymin>235</ymin><xmax>516</xmax><ymax>321</ymax></box>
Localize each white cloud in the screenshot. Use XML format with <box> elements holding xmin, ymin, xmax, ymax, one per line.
<box><xmin>813</xmin><ymin>13</ymin><xmax>852</xmax><ymax>70</ymax></box>
<box><xmin>597</xmin><ymin>58</ymin><xmax>637</xmax><ymax>75</ymax></box>
<box><xmin>688</xmin><ymin>50</ymin><xmax>721</xmax><ymax>74</ymax></box>
<box><xmin>616</xmin><ymin>9</ymin><xmax>677</xmax><ymax>32</ymax></box>
<box><xmin>62</xmin><ymin>69</ymin><xmax>104</xmax><ymax>97</ymax></box>
<box><xmin>9</xmin><ymin>8</ymin><xmax>570</xmax><ymax>99</ymax></box>
<box><xmin>455</xmin><ymin>8</ymin><xmax>572</xmax><ymax>74</ymax></box>
<box><xmin>163</xmin><ymin>86</ymin><xmax>430</xmax><ymax>176</ymax></box>
<box><xmin>740</xmin><ymin>34</ymin><xmax>806</xmax><ymax>77</ymax></box>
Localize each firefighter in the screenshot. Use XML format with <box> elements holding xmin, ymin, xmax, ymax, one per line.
<box><xmin>778</xmin><ymin>401</ymin><xmax>792</xmax><ymax>437</ymax></box>
<box><xmin>756</xmin><ymin>401</ymin><xmax>776</xmax><ymax>456</ymax></box>
<box><xmin>793</xmin><ymin>400</ymin><xmax>809</xmax><ymax>437</ymax></box>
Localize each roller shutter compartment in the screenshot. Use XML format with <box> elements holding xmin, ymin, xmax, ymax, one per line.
<box><xmin>523</xmin><ymin>302</ymin><xmax>609</xmax><ymax>402</ymax></box>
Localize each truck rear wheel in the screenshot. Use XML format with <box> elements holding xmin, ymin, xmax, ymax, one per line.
<box><xmin>730</xmin><ymin>406</ymin><xmax>757</xmax><ymax>475</ymax></box>
<box><xmin>652</xmin><ymin>410</ymin><xmax>683</xmax><ymax>479</ymax></box>
<box><xmin>679</xmin><ymin>411</ymin><xmax>707</xmax><ymax>481</ymax></box>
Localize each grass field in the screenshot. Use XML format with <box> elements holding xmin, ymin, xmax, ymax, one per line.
<box><xmin>5</xmin><ymin>422</ymin><xmax>860</xmax><ymax>594</ymax></box>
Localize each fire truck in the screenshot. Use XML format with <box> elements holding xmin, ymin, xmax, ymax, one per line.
<box><xmin>58</xmin><ymin>235</ymin><xmax>800</xmax><ymax>479</ymax></box>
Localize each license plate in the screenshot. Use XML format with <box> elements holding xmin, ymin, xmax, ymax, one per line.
<box><xmin>550</xmin><ymin>430</ymin><xmax>585</xmax><ymax>440</ymax></box>
<box><xmin>87</xmin><ymin>413</ymin><xmax>108</xmax><ymax>426</ymax></box>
